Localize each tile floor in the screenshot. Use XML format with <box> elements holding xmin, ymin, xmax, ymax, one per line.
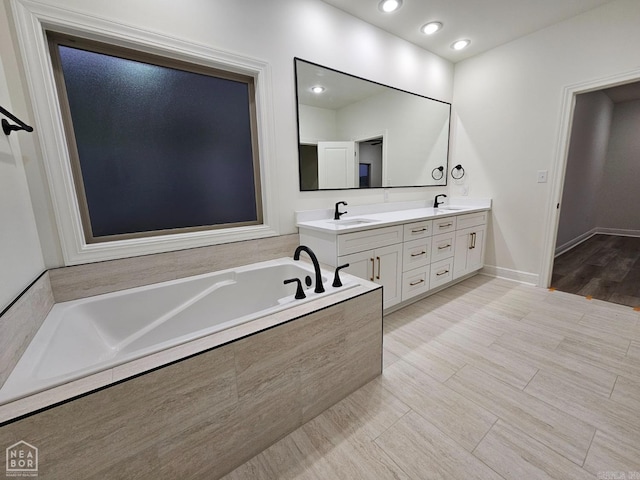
<box><xmin>223</xmin><ymin>274</ymin><xmax>640</xmax><ymax>479</ymax></box>
<box><xmin>552</xmin><ymin>234</ymin><xmax>640</xmax><ymax>308</ymax></box>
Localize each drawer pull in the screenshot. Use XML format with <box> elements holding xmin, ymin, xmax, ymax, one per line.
<box><xmin>411</xmin><ymin>228</ymin><xmax>427</xmax><ymax>233</ymax></box>
<box><xmin>409</xmin><ymin>278</ymin><xmax>425</xmax><ymax>286</ymax></box>
<box><xmin>410</xmin><ymin>251</ymin><xmax>426</xmax><ymax>257</ymax></box>
<box><xmin>469</xmin><ymin>232</ymin><xmax>477</xmax><ymax>249</ymax></box>
<box><xmin>370</xmin><ymin>258</ymin><xmax>374</xmax><ymax>281</ymax></box>
<box><xmin>437</xmin><ymin>244</ymin><xmax>451</xmax><ymax>250</ymax></box>
<box><xmin>376</xmin><ymin>256</ymin><xmax>381</xmax><ymax>280</ymax></box>
<box><xmin>436</xmin><ymin>269</ymin><xmax>449</xmax><ymax>276</ymax></box>
<box><xmin>438</xmin><ymin>223</ymin><xmax>453</xmax><ymax>228</ymax></box>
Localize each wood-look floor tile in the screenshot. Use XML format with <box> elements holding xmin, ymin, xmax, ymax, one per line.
<box><xmin>583</xmin><ymin>429</ymin><xmax>640</xmax><ymax>476</ymax></box>
<box><xmin>628</xmin><ymin>341</ymin><xmax>640</xmax><ymax>361</ymax></box>
<box><xmin>380</xmin><ymin>360</ymin><xmax>497</xmax><ymax>451</ymax></box>
<box><xmin>374</xmin><ymin>410</ymin><xmax>502</xmax><ymax>480</ymax></box>
<box><xmin>555</xmin><ymin>337</ymin><xmax>640</xmax><ymax>384</ymax></box>
<box><xmin>578</xmin><ymin>310</ymin><xmax>640</xmax><ymax>340</ymax></box>
<box><xmin>473</xmin><ymin>420</ymin><xmax>597</xmax><ymax>479</ymax></box>
<box><xmin>610</xmin><ymin>376</ymin><xmax>640</xmax><ymax>411</ymax></box>
<box><xmin>383</xmin><ymin>330</ymin><xmax>461</xmax><ymax>382</ymax></box>
<box><xmin>435</xmin><ymin>334</ymin><xmax>539</xmax><ymax>389</ymax></box>
<box><xmin>383</xmin><ymin>348</ymin><xmax>400</xmax><ymax>368</ymax></box>
<box><xmin>491</xmin><ymin>334</ymin><xmax>617</xmax><ymax>397</ymax></box>
<box><xmin>525</xmin><ymin>369</ymin><xmax>640</xmax><ymax>450</ymax></box>
<box><xmin>446</xmin><ymin>365</ymin><xmax>595</xmax><ymax>465</ymax></box>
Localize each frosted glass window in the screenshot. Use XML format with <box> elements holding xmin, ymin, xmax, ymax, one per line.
<box><xmin>48</xmin><ymin>33</ymin><xmax>262</xmax><ymax>243</ymax></box>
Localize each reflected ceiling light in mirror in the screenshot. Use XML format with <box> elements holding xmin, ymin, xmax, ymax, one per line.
<box><xmin>451</xmin><ymin>39</ymin><xmax>471</xmax><ymax>50</ymax></box>
<box><xmin>378</xmin><ymin>0</ymin><xmax>402</xmax><ymax>13</ymax></box>
<box><xmin>420</xmin><ymin>22</ymin><xmax>442</xmax><ymax>35</ymax></box>
<box><xmin>311</xmin><ymin>85</ymin><xmax>325</xmax><ymax>94</ymax></box>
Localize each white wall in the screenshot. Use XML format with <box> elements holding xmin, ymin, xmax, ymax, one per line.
<box><xmin>2</xmin><ymin>0</ymin><xmax>453</xmax><ymax>268</ymax></box>
<box><xmin>452</xmin><ymin>0</ymin><xmax>640</xmax><ymax>283</ymax></box>
<box><xmin>0</xmin><ymin>54</ymin><xmax>44</xmax><ymax>310</ymax></box>
<box><xmin>556</xmin><ymin>91</ymin><xmax>613</xmax><ymax>249</ymax></box>
<box><xmin>596</xmin><ymin>99</ymin><xmax>640</xmax><ymax>231</ymax></box>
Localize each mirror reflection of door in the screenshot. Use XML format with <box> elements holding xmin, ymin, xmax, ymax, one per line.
<box><xmin>357</xmin><ymin>137</ymin><xmax>383</xmax><ymax>188</ymax></box>
<box><xmin>317</xmin><ymin>141</ymin><xmax>357</xmax><ymax>188</ymax></box>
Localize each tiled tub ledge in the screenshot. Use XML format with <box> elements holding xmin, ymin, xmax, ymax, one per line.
<box><xmin>0</xmin><ymin>280</ymin><xmax>382</xmax><ymax>479</ymax></box>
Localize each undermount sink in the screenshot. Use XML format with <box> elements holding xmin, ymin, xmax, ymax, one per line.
<box><xmin>329</xmin><ymin>218</ymin><xmax>378</xmax><ymax>226</ymax></box>
<box><xmin>435</xmin><ymin>206</ymin><xmax>465</xmax><ymax>212</ymax></box>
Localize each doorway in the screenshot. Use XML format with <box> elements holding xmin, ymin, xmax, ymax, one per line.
<box><xmin>544</xmin><ymin>75</ymin><xmax>640</xmax><ymax>309</ymax></box>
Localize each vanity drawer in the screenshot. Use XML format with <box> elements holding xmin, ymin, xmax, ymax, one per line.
<box><xmin>456</xmin><ymin>211</ymin><xmax>488</xmax><ymax>230</ymax></box>
<box><xmin>431</xmin><ymin>232</ymin><xmax>455</xmax><ymax>262</ymax></box>
<box><xmin>403</xmin><ymin>220</ymin><xmax>433</xmax><ymax>241</ymax></box>
<box><xmin>430</xmin><ymin>258</ymin><xmax>454</xmax><ymax>289</ymax></box>
<box><xmin>403</xmin><ymin>237</ymin><xmax>431</xmax><ymax>272</ymax></box>
<box><xmin>402</xmin><ymin>266</ymin><xmax>430</xmax><ymax>301</ymax></box>
<box><xmin>433</xmin><ymin>216</ymin><xmax>456</xmax><ymax>234</ymax></box>
<box><xmin>337</xmin><ymin>225</ymin><xmax>403</xmax><ymax>256</ymax></box>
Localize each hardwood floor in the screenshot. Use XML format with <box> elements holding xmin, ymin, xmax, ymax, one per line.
<box><xmin>223</xmin><ymin>275</ymin><xmax>640</xmax><ymax>479</ymax></box>
<box><xmin>552</xmin><ymin>234</ymin><xmax>640</xmax><ymax>308</ymax></box>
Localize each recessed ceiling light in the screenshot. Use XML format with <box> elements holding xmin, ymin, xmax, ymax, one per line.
<box><xmin>311</xmin><ymin>86</ymin><xmax>325</xmax><ymax>94</ymax></box>
<box><xmin>420</xmin><ymin>22</ymin><xmax>442</xmax><ymax>35</ymax></box>
<box><xmin>378</xmin><ymin>0</ymin><xmax>402</xmax><ymax>13</ymax></box>
<box><xmin>451</xmin><ymin>39</ymin><xmax>471</xmax><ymax>50</ymax></box>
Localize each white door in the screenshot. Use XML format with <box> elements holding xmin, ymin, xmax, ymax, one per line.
<box><xmin>375</xmin><ymin>244</ymin><xmax>402</xmax><ymax>309</ymax></box>
<box><xmin>317</xmin><ymin>141</ymin><xmax>356</xmax><ymax>188</ymax></box>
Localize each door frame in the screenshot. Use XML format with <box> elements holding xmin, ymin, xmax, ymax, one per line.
<box><xmin>539</xmin><ymin>67</ymin><xmax>640</xmax><ymax>288</ymax></box>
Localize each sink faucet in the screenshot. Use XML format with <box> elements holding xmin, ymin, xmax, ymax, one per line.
<box><xmin>433</xmin><ymin>194</ymin><xmax>447</xmax><ymax>208</ymax></box>
<box><xmin>334</xmin><ymin>201</ymin><xmax>348</xmax><ymax>220</ymax></box>
<box><xmin>293</xmin><ymin>245</ymin><xmax>325</xmax><ymax>293</ymax></box>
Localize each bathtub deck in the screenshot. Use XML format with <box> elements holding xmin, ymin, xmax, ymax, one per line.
<box><xmin>0</xmin><ymin>286</ymin><xmax>382</xmax><ymax>478</ymax></box>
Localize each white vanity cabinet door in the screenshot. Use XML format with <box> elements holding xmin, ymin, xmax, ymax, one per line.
<box><xmin>453</xmin><ymin>225</ymin><xmax>487</xmax><ymax>279</ymax></box>
<box><xmin>433</xmin><ymin>216</ymin><xmax>456</xmax><ymax>235</ymax></box>
<box><xmin>431</xmin><ymin>232</ymin><xmax>455</xmax><ymax>262</ymax></box>
<box><xmin>340</xmin><ymin>243</ymin><xmax>402</xmax><ymax>309</ymax></box>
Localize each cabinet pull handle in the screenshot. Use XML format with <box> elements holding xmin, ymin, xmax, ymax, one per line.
<box><xmin>370</xmin><ymin>258</ymin><xmax>374</xmax><ymax>281</ymax></box>
<box><xmin>436</xmin><ymin>269</ymin><xmax>449</xmax><ymax>276</ymax></box>
<box><xmin>376</xmin><ymin>256</ymin><xmax>381</xmax><ymax>280</ymax></box>
<box><xmin>409</xmin><ymin>278</ymin><xmax>424</xmax><ymax>286</ymax></box>
<box><xmin>439</xmin><ymin>223</ymin><xmax>453</xmax><ymax>228</ymax></box>
<box><xmin>469</xmin><ymin>232</ymin><xmax>474</xmax><ymax>250</ymax></box>
<box><xmin>411</xmin><ymin>228</ymin><xmax>427</xmax><ymax>233</ymax></box>
<box><xmin>410</xmin><ymin>251</ymin><xmax>426</xmax><ymax>257</ymax></box>
<box><xmin>472</xmin><ymin>232</ymin><xmax>477</xmax><ymax>249</ymax></box>
<box><xmin>437</xmin><ymin>244</ymin><xmax>451</xmax><ymax>250</ymax></box>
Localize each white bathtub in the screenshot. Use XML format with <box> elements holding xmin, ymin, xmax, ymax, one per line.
<box><xmin>0</xmin><ymin>258</ymin><xmax>357</xmax><ymax>404</ymax></box>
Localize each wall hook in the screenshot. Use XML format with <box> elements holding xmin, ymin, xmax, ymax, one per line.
<box><xmin>1</xmin><ymin>106</ymin><xmax>34</xmax><ymax>136</ymax></box>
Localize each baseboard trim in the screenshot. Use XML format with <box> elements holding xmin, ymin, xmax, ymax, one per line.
<box><xmin>481</xmin><ymin>265</ymin><xmax>539</xmax><ymax>286</ymax></box>
<box><xmin>555</xmin><ymin>229</ymin><xmax>598</xmax><ymax>257</ymax></box>
<box><xmin>555</xmin><ymin>228</ymin><xmax>640</xmax><ymax>257</ymax></box>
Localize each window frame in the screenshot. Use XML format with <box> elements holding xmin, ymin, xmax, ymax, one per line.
<box><xmin>10</xmin><ymin>0</ymin><xmax>279</xmax><ymax>266</ymax></box>
<box><xmin>47</xmin><ymin>32</ymin><xmax>264</xmax><ymax>244</ymax></box>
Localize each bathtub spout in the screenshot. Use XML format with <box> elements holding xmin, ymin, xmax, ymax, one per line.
<box><xmin>293</xmin><ymin>245</ymin><xmax>325</xmax><ymax>294</ymax></box>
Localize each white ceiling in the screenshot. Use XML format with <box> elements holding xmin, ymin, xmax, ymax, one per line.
<box><xmin>320</xmin><ymin>0</ymin><xmax>616</xmax><ymax>63</ymax></box>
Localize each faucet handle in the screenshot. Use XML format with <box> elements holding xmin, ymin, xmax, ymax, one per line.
<box><xmin>284</xmin><ymin>278</ymin><xmax>306</xmax><ymax>299</ymax></box>
<box><xmin>332</xmin><ymin>263</ymin><xmax>350</xmax><ymax>287</ymax></box>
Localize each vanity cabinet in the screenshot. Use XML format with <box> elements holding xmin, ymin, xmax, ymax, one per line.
<box><xmin>298</xmin><ymin>205</ymin><xmax>489</xmax><ymax>312</ymax></box>
<box><xmin>452</xmin><ymin>212</ymin><xmax>488</xmax><ymax>280</ymax></box>
<box><xmin>340</xmin><ymin>244</ymin><xmax>403</xmax><ymax>310</ymax></box>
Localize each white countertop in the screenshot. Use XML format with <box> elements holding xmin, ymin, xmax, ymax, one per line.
<box><xmin>296</xmin><ymin>198</ymin><xmax>491</xmax><ymax>235</ymax></box>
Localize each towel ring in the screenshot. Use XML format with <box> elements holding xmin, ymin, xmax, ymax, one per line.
<box><xmin>431</xmin><ymin>166</ymin><xmax>444</xmax><ymax>181</ymax></box>
<box><xmin>451</xmin><ymin>164</ymin><xmax>465</xmax><ymax>180</ymax></box>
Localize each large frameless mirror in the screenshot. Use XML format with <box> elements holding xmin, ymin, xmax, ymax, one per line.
<box><xmin>294</xmin><ymin>58</ymin><xmax>451</xmax><ymax>191</ymax></box>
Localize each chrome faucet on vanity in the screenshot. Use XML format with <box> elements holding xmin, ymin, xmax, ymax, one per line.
<box><xmin>293</xmin><ymin>245</ymin><xmax>325</xmax><ymax>293</ymax></box>
<box><xmin>433</xmin><ymin>194</ymin><xmax>447</xmax><ymax>208</ymax></box>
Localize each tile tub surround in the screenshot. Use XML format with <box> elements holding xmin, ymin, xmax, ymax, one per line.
<box><xmin>0</xmin><ymin>273</ymin><xmax>54</xmax><ymax>389</ymax></box>
<box><xmin>0</xmin><ymin>287</ymin><xmax>382</xmax><ymax>479</ymax></box>
<box><xmin>49</xmin><ymin>233</ymin><xmax>300</xmax><ymax>302</ymax></box>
